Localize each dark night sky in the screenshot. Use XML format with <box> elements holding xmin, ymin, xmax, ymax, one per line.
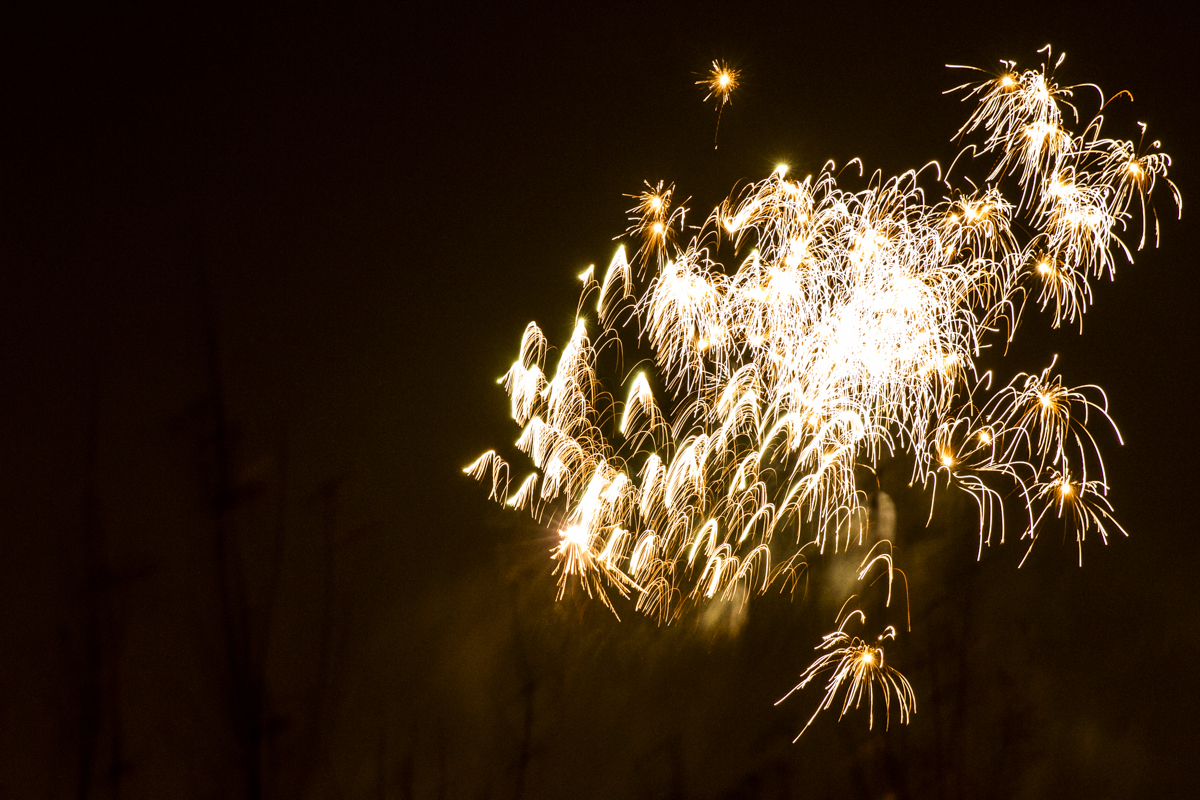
<box><xmin>2</xmin><ymin>4</ymin><xmax>1198</xmax><ymax>798</ymax></box>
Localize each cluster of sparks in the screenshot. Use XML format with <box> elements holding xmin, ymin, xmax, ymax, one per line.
<box><xmin>466</xmin><ymin>49</ymin><xmax>1177</xmax><ymax>737</ymax></box>
<box><xmin>776</xmin><ymin>607</ymin><xmax>915</xmax><ymax>741</ymax></box>
<box><xmin>699</xmin><ymin>60</ymin><xmax>740</xmax><ymax>146</ymax></box>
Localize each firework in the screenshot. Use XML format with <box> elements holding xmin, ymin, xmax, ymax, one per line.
<box><xmin>699</xmin><ymin>59</ymin><xmax>739</xmax><ymax>106</ymax></box>
<box><xmin>466</xmin><ymin>48</ymin><xmax>1177</xmax><ymax>737</ymax></box>
<box><xmin>698</xmin><ymin>59</ymin><xmax>740</xmax><ymax>147</ymax></box>
<box><xmin>776</xmin><ymin>609</ymin><xmax>916</xmax><ymax>740</ymax></box>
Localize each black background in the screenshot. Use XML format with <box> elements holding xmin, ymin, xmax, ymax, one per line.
<box><xmin>3</xmin><ymin>3</ymin><xmax>1197</xmax><ymax>798</ymax></box>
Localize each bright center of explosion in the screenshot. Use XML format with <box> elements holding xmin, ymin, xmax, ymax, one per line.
<box><xmin>561</xmin><ymin>526</ymin><xmax>588</xmax><ymax>547</ymax></box>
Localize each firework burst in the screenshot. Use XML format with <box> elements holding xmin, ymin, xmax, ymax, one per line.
<box><xmin>698</xmin><ymin>59</ymin><xmax>740</xmax><ymax>147</ymax></box>
<box><xmin>466</xmin><ymin>48</ymin><xmax>1177</xmax><ymax>738</ymax></box>
<box><xmin>776</xmin><ymin>609</ymin><xmax>916</xmax><ymax>740</ymax></box>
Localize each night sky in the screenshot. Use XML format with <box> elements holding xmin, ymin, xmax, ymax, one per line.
<box><xmin>3</xmin><ymin>4</ymin><xmax>1198</xmax><ymax>798</ymax></box>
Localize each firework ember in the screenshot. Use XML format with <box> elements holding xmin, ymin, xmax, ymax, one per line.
<box><xmin>698</xmin><ymin>59</ymin><xmax>740</xmax><ymax>146</ymax></box>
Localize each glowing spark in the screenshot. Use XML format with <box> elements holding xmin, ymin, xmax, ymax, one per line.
<box><xmin>700</xmin><ymin>60</ymin><xmax>739</xmax><ymax>105</ymax></box>
<box><xmin>698</xmin><ymin>59</ymin><xmax>741</xmax><ymax>148</ymax></box>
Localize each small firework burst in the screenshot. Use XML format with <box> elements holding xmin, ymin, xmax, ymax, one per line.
<box><xmin>698</xmin><ymin>59</ymin><xmax>740</xmax><ymax>106</ymax></box>
<box><xmin>776</xmin><ymin>610</ymin><xmax>916</xmax><ymax>740</ymax></box>
<box><xmin>698</xmin><ymin>59</ymin><xmax>740</xmax><ymax>146</ymax></box>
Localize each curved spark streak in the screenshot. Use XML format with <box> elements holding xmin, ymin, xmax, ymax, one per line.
<box><xmin>777</xmin><ymin>612</ymin><xmax>916</xmax><ymax>740</ymax></box>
